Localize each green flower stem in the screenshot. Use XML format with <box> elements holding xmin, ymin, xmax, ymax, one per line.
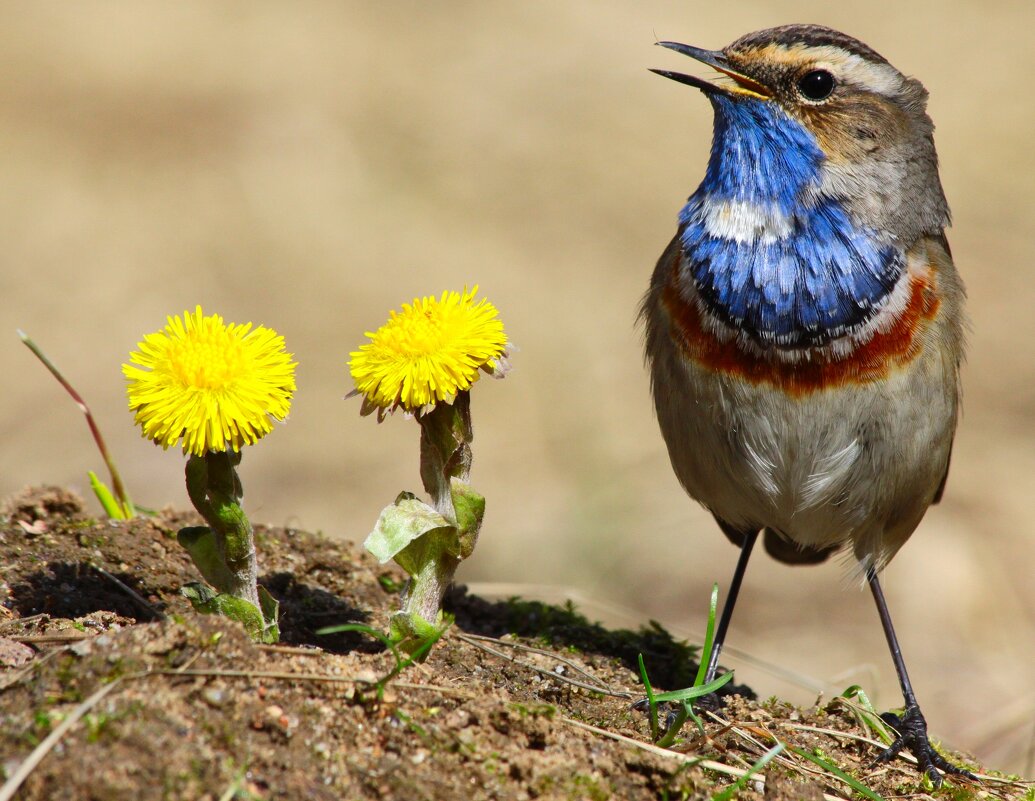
<box><xmin>405</xmin><ymin>391</ymin><xmax>474</xmax><ymax>625</ymax></box>
<box><xmin>364</xmin><ymin>391</ymin><xmax>485</xmax><ymax>649</ymax></box>
<box><xmin>419</xmin><ymin>390</ymin><xmax>472</xmax><ymax>516</ymax></box>
<box><xmin>405</xmin><ymin>549</ymin><xmax>461</xmax><ymax>631</ymax></box>
<box><xmin>183</xmin><ymin>450</ymin><xmax>260</xmax><ymax>611</ymax></box>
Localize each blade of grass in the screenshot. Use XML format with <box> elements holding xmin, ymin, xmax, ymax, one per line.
<box><xmin>317</xmin><ymin>621</ymin><xmax>447</xmax><ymax>700</ymax></box>
<box><xmin>710</xmin><ymin>741</ymin><xmax>785</xmax><ymax>801</ymax></box>
<box><xmin>655</xmin><ymin>671</ymin><xmax>737</xmax><ymax>745</ymax></box>
<box><xmin>88</xmin><ymin>470</ymin><xmax>125</xmax><ymax>519</ymax></box>
<box><xmin>789</xmin><ymin>746</ymin><xmax>884</xmax><ymax>801</ymax></box>
<box><xmin>694</xmin><ymin>583</ymin><xmax>720</xmax><ymax>686</ymax></box>
<box><xmin>655</xmin><ymin>706</ymin><xmax>688</xmax><ymax>748</ymax></box>
<box><xmin>655</xmin><ymin>583</ymin><xmax>729</xmax><ymax>747</ymax></box>
<box><xmin>18</xmin><ymin>330</ymin><xmax>133</xmax><ymax>518</ymax></box>
<box><xmin>683</xmin><ymin>701</ymin><xmax>706</xmax><ymax>738</ymax></box>
<box><xmin>637</xmin><ymin>653</ymin><xmax>660</xmax><ymax>741</ymax></box>
<box><xmin>654</xmin><ymin>671</ymin><xmax>735</xmax><ymax>703</ymax></box>
<box><xmin>836</xmin><ymin>685</ymin><xmax>894</xmax><ymax>744</ymax></box>
<box><xmin>682</xmin><ymin>582</ymin><xmax>721</xmax><ymax>740</ymax></box>
<box><xmin>216</xmin><ymin>769</ymin><xmax>248</xmax><ymax>801</ymax></box>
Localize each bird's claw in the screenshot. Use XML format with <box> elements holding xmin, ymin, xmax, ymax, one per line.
<box><xmin>870</xmin><ymin>705</ymin><xmax>976</xmax><ymax>787</ymax></box>
<box><xmin>630</xmin><ymin>698</ymin><xmax>684</xmax><ymax>732</ymax></box>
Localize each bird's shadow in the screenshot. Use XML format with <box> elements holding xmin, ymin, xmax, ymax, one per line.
<box><xmin>444</xmin><ymin>584</ymin><xmax>754</xmax><ymax>698</ymax></box>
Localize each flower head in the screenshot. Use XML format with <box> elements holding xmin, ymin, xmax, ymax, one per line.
<box><xmin>349</xmin><ymin>286</ymin><xmax>507</xmax><ymax>415</ymax></box>
<box><xmin>124</xmin><ymin>306</ymin><xmax>296</xmax><ymax>456</ymax></box>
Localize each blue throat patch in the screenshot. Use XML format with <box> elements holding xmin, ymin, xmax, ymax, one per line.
<box><xmin>678</xmin><ymin>96</ymin><xmax>904</xmax><ymax>347</ymax></box>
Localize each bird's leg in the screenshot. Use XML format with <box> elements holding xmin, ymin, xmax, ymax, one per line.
<box><xmin>867</xmin><ymin>568</ymin><xmax>975</xmax><ymax>786</ymax></box>
<box><xmin>704</xmin><ymin>527</ymin><xmax>759</xmax><ymax>682</ymax></box>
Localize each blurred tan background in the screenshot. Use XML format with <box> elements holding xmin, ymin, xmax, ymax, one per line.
<box><xmin>2</xmin><ymin>1</ymin><xmax>1033</xmax><ymax>774</ymax></box>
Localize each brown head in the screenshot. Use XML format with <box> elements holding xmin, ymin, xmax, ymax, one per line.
<box><xmin>653</xmin><ymin>24</ymin><xmax>950</xmax><ymax>242</ymax></box>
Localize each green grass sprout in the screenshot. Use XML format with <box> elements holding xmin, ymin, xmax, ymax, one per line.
<box><xmin>695</xmin><ymin>583</ymin><xmax>721</xmax><ymax>687</ymax></box>
<box><xmin>18</xmin><ymin>329</ymin><xmax>134</xmax><ymax>518</ymax></box>
<box><xmin>710</xmin><ymin>741</ymin><xmax>784</xmax><ymax>801</ymax></box>
<box><xmin>834</xmin><ymin>685</ymin><xmax>895</xmax><ymax>744</ymax></box>
<box><xmin>640</xmin><ymin>583</ymin><xmax>732</xmax><ymax>747</ymax></box>
<box><xmin>652</xmin><ymin>672</ymin><xmax>735</xmax><ymax>703</ymax></box>
<box><xmin>789</xmin><ymin>746</ymin><xmax>885</xmax><ymax>801</ymax></box>
<box><xmin>317</xmin><ymin>621</ymin><xmax>448</xmax><ymax>700</ymax></box>
<box><xmin>679</xmin><ymin>581</ymin><xmax>722</xmax><ymax>739</ymax></box>
<box><xmin>637</xmin><ymin>653</ymin><xmax>660</xmax><ymax>740</ymax></box>
<box><xmin>653</xmin><ymin>671</ymin><xmax>734</xmax><ymax>748</ymax></box>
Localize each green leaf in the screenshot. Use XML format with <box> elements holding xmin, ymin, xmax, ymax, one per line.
<box><xmin>389</xmin><ymin>610</ymin><xmax>453</xmax><ymax>660</ymax></box>
<box><xmin>180</xmin><ymin>582</ymin><xmax>218</xmax><ymax>606</ymax></box>
<box><xmin>653</xmin><ymin>670</ymin><xmax>735</xmax><ymax>702</ymax></box>
<box><xmin>378</xmin><ymin>573</ymin><xmax>405</xmax><ymax>593</ymax></box>
<box><xmin>788</xmin><ymin>747</ymin><xmax>885</xmax><ymax>801</ymax></box>
<box><xmin>637</xmin><ymin>653</ymin><xmax>660</xmax><ymax>741</ymax></box>
<box><xmin>363</xmin><ymin>494</ymin><xmax>457</xmax><ymax>566</ymax></box>
<box><xmin>711</xmin><ymin>742</ymin><xmax>785</xmax><ymax>801</ymax></box>
<box><xmin>177</xmin><ymin>526</ymin><xmax>237</xmax><ymax>591</ymax></box>
<box><xmin>389</xmin><ymin>609</ymin><xmax>447</xmax><ymax>645</ymax></box>
<box><xmin>401</xmin><ymin>530</ymin><xmax>461</xmax><ymax>578</ymax></box>
<box><xmin>449</xmin><ymin>479</ymin><xmax>485</xmax><ymax>557</ymax></box>
<box><xmin>257</xmin><ymin>585</ymin><xmax>280</xmax><ymax>644</ymax></box>
<box><xmin>180</xmin><ymin>583</ymin><xmax>268</xmax><ymax>641</ymax></box>
<box><xmin>836</xmin><ymin>685</ymin><xmax>894</xmax><ymax>744</ymax></box>
<box><xmin>694</xmin><ymin>583</ymin><xmax>720</xmax><ymax>687</ymax></box>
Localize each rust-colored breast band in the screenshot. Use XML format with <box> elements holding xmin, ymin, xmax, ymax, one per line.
<box><xmin>663</xmin><ymin>257</ymin><xmax>940</xmax><ymax>396</ymax></box>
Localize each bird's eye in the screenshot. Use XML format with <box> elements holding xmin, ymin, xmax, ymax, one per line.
<box><xmin>797</xmin><ymin>69</ymin><xmax>835</xmax><ymax>101</ymax></box>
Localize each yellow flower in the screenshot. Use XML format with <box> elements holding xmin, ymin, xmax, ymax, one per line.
<box><xmin>124</xmin><ymin>306</ymin><xmax>296</xmax><ymax>456</ymax></box>
<box><xmin>349</xmin><ymin>287</ymin><xmax>507</xmax><ymax>414</ymax></box>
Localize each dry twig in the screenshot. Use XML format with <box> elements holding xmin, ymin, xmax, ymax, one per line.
<box><xmin>92</xmin><ymin>566</ymin><xmax>166</xmax><ymax>621</ymax></box>
<box><xmin>455</xmin><ymin>632</ymin><xmax>627</xmax><ymax>697</ymax></box>
<box><xmin>561</xmin><ymin>715</ymin><xmax>848</xmax><ymax>801</ymax></box>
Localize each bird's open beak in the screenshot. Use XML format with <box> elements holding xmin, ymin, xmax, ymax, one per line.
<box><xmin>650</xmin><ymin>41</ymin><xmax>771</xmax><ymax>100</ymax></box>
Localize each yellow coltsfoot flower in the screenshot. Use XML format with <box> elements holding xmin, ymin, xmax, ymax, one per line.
<box><xmin>349</xmin><ymin>286</ymin><xmax>507</xmax><ymax>417</ymax></box>
<box><xmin>352</xmin><ymin>287</ymin><xmax>509</xmax><ymax>652</ymax></box>
<box><xmin>124</xmin><ymin>306</ymin><xmax>296</xmax><ymax>457</ymax></box>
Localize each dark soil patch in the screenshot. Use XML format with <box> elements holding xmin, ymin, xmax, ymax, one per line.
<box><xmin>0</xmin><ymin>487</ymin><xmax>1026</xmax><ymax>800</ymax></box>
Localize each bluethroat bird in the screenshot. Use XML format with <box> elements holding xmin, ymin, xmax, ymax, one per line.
<box><xmin>641</xmin><ymin>25</ymin><xmax>969</xmax><ymax>784</ymax></box>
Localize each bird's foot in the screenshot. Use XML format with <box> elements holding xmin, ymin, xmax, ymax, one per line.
<box><xmin>871</xmin><ymin>704</ymin><xmax>976</xmax><ymax>787</ymax></box>
<box><xmin>630</xmin><ymin>698</ymin><xmax>684</xmax><ymax>734</ymax></box>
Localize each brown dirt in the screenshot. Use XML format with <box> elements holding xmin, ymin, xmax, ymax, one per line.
<box><xmin>0</xmin><ymin>487</ymin><xmax>1027</xmax><ymax>801</ymax></box>
<box><xmin>4</xmin><ymin>5</ymin><xmax>1035</xmax><ymax>774</ymax></box>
